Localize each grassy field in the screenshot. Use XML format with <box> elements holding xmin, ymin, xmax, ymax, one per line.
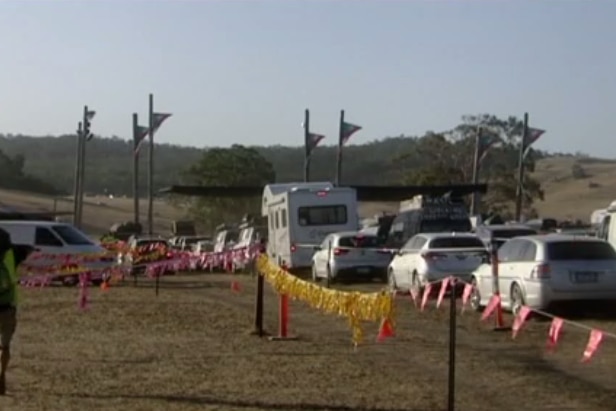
<box><xmin>2</xmin><ymin>272</ymin><xmax>616</xmax><ymax>411</ymax></box>
<box><xmin>1</xmin><ymin>155</ymin><xmax>615</xmax><ymax>235</ymax></box>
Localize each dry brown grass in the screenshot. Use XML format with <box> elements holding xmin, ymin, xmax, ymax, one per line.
<box><xmin>0</xmin><ymin>188</ymin><xmax>185</xmax><ymax>235</ymax></box>
<box><xmin>2</xmin><ymin>273</ymin><xmax>616</xmax><ymax>411</ymax></box>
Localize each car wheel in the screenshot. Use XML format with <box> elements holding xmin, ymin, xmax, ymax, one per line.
<box><xmin>326</xmin><ymin>265</ymin><xmax>335</xmax><ymax>286</ymax></box>
<box><xmin>510</xmin><ymin>283</ymin><xmax>525</xmax><ymax>316</ymax></box>
<box><xmin>470</xmin><ymin>277</ymin><xmax>483</xmax><ymax>312</ymax></box>
<box><xmin>311</xmin><ymin>264</ymin><xmax>321</xmax><ymax>283</ymax></box>
<box><xmin>387</xmin><ymin>270</ymin><xmax>397</xmax><ymax>291</ymax></box>
<box><xmin>411</xmin><ymin>271</ymin><xmax>424</xmax><ymax>295</ymax></box>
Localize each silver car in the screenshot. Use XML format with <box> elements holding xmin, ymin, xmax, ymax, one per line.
<box><xmin>311</xmin><ymin>232</ymin><xmax>392</xmax><ymax>283</ymax></box>
<box><xmin>470</xmin><ymin>234</ymin><xmax>616</xmax><ymax>314</ymax></box>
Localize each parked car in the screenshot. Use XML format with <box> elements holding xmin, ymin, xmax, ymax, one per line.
<box><xmin>122</xmin><ymin>237</ymin><xmax>175</xmax><ymax>276</ymax></box>
<box><xmin>474</xmin><ymin>224</ymin><xmax>538</xmax><ymax>249</ymax></box>
<box><xmin>388</xmin><ymin>232</ymin><xmax>487</xmax><ymax>292</ymax></box>
<box><xmin>311</xmin><ymin>232</ymin><xmax>391</xmax><ymax>283</ymax></box>
<box><xmin>0</xmin><ymin>220</ymin><xmax>115</xmax><ymax>285</ymax></box>
<box><xmin>469</xmin><ymin>235</ymin><xmax>616</xmax><ymax>314</ymax></box>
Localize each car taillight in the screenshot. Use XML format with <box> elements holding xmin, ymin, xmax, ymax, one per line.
<box><xmin>333</xmin><ymin>247</ymin><xmax>349</xmax><ymax>256</ymax></box>
<box><xmin>531</xmin><ymin>263</ymin><xmax>551</xmax><ymax>279</ymax></box>
<box><xmin>290</xmin><ymin>244</ymin><xmax>297</xmax><ymax>252</ymax></box>
<box><xmin>421</xmin><ymin>251</ymin><xmax>445</xmax><ymax>260</ymax></box>
<box><xmin>166</xmin><ymin>252</ymin><xmax>173</xmax><ymax>258</ymax></box>
<box><xmin>316</xmin><ymin>191</ymin><xmax>328</xmax><ymax>197</ymax></box>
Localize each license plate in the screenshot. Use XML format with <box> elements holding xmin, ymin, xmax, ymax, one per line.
<box><xmin>575</xmin><ymin>271</ymin><xmax>598</xmax><ymax>283</ymax></box>
<box><xmin>357</xmin><ymin>267</ymin><xmax>371</xmax><ymax>274</ymax></box>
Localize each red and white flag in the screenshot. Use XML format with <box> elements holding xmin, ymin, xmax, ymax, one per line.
<box><xmin>481</xmin><ymin>294</ymin><xmax>501</xmax><ymax>321</ymax></box>
<box><xmin>436</xmin><ymin>277</ymin><xmax>450</xmax><ymax>309</ymax></box>
<box><xmin>581</xmin><ymin>329</ymin><xmax>604</xmax><ymax>363</ymax></box>
<box><xmin>420</xmin><ymin>283</ymin><xmax>433</xmax><ymax>311</ymax></box>
<box><xmin>512</xmin><ymin>306</ymin><xmax>531</xmax><ymax>339</ymax></box>
<box><xmin>546</xmin><ymin>317</ymin><xmax>564</xmax><ymax>351</ymax></box>
<box><xmin>460</xmin><ymin>283</ymin><xmax>473</xmax><ymax>313</ymax></box>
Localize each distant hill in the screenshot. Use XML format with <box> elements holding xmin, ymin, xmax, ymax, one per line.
<box><xmin>1</xmin><ymin>132</ymin><xmax>614</xmax><ymax>223</ymax></box>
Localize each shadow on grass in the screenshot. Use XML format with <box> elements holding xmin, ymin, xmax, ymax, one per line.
<box><xmin>58</xmin><ymin>392</ymin><xmax>416</xmax><ymax>411</ymax></box>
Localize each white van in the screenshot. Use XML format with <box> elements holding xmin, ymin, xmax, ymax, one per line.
<box><xmin>261</xmin><ymin>182</ymin><xmax>359</xmax><ymax>269</ymax></box>
<box><xmin>0</xmin><ymin>220</ymin><xmax>114</xmax><ymax>284</ymax></box>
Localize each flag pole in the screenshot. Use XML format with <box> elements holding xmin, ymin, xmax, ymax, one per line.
<box><xmin>335</xmin><ymin>110</ymin><xmax>344</xmax><ymax>186</ymax></box>
<box><xmin>72</xmin><ymin>122</ymin><xmax>83</xmax><ymax>226</ymax></box>
<box><xmin>147</xmin><ymin>93</ymin><xmax>154</xmax><ymax>235</ymax></box>
<box><xmin>514</xmin><ymin>112</ymin><xmax>529</xmax><ymax>222</ymax></box>
<box><xmin>303</xmin><ymin>109</ymin><xmax>310</xmax><ymax>182</ymax></box>
<box><xmin>132</xmin><ymin>113</ymin><xmax>140</xmax><ymax>227</ymax></box>
<box><xmin>469</xmin><ymin>127</ymin><xmax>482</xmax><ymax>216</ymax></box>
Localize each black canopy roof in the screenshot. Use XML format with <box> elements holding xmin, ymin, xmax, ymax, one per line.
<box><xmin>159</xmin><ymin>183</ymin><xmax>487</xmax><ymax>202</ymax></box>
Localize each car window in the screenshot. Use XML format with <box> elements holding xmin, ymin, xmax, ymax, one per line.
<box><xmin>402</xmin><ymin>236</ymin><xmax>418</xmax><ymax>250</ymax></box>
<box><xmin>338</xmin><ymin>235</ymin><xmax>380</xmax><ymax>248</ymax></box>
<box><xmin>497</xmin><ymin>240</ymin><xmax>516</xmax><ymax>262</ymax></box>
<box><xmin>492</xmin><ymin>229</ymin><xmax>538</xmax><ymax>240</ymax></box>
<box><xmin>547</xmin><ymin>241</ymin><xmax>616</xmax><ymax>261</ymax></box>
<box><xmin>35</xmin><ymin>227</ymin><xmax>63</xmax><ymax>247</ymax></box>
<box><xmin>414</xmin><ymin>237</ymin><xmax>428</xmax><ymax>249</ymax></box>
<box><xmin>429</xmin><ymin>237</ymin><xmax>484</xmax><ymax>249</ymax></box>
<box><xmin>52</xmin><ymin>225</ymin><xmax>93</xmax><ymax>246</ymax></box>
<box><xmin>506</xmin><ymin>240</ymin><xmax>529</xmax><ymax>262</ymax></box>
<box><xmin>520</xmin><ymin>241</ymin><xmax>537</xmax><ymax>261</ymax></box>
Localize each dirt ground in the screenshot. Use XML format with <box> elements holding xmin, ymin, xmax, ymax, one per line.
<box><xmin>2</xmin><ymin>272</ymin><xmax>616</xmax><ymax>411</ymax></box>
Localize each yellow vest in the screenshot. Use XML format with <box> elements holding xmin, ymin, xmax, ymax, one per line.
<box><xmin>0</xmin><ymin>249</ymin><xmax>18</xmax><ymax>306</ymax></box>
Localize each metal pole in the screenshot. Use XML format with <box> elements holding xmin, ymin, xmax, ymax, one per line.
<box><xmin>335</xmin><ymin>110</ymin><xmax>344</xmax><ymax>186</ymax></box>
<box><xmin>72</xmin><ymin>122</ymin><xmax>83</xmax><ymax>226</ymax></box>
<box><xmin>447</xmin><ymin>278</ymin><xmax>457</xmax><ymax>411</ymax></box>
<box><xmin>148</xmin><ymin>93</ymin><xmax>154</xmax><ymax>235</ymax></box>
<box><xmin>469</xmin><ymin>127</ymin><xmax>481</xmax><ymax>216</ymax></box>
<box><xmin>132</xmin><ymin>113</ymin><xmax>140</xmax><ymax>226</ymax></box>
<box><xmin>303</xmin><ymin>109</ymin><xmax>311</xmax><ymax>182</ymax></box>
<box><xmin>253</xmin><ymin>273</ymin><xmax>264</xmax><ymax>336</ymax></box>
<box><xmin>76</xmin><ymin>106</ymin><xmax>89</xmax><ymax>228</ymax></box>
<box><xmin>514</xmin><ymin>113</ymin><xmax>529</xmax><ymax>222</ymax></box>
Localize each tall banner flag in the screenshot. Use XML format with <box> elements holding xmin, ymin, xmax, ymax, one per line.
<box><xmin>152</xmin><ymin>112</ymin><xmax>172</xmax><ymax>132</ymax></box>
<box><xmin>340</xmin><ymin>122</ymin><xmax>362</xmax><ymax>145</ymax></box>
<box><xmin>134</xmin><ymin>125</ymin><xmax>150</xmax><ymax>155</ymax></box>
<box><xmin>478</xmin><ymin>132</ymin><xmax>500</xmax><ymax>163</ymax></box>
<box><xmin>336</xmin><ymin>110</ymin><xmax>361</xmax><ymax>185</ymax></box>
<box><xmin>522</xmin><ymin>127</ymin><xmax>545</xmax><ymax>157</ymax></box>
<box><xmin>306</xmin><ymin>133</ymin><xmax>325</xmax><ymax>157</ymax></box>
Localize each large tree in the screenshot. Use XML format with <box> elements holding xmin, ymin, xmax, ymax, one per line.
<box><xmin>398</xmin><ymin>114</ymin><xmax>545</xmax><ymax>219</ymax></box>
<box><xmin>175</xmin><ymin>144</ymin><xmax>276</xmax><ymax>231</ymax></box>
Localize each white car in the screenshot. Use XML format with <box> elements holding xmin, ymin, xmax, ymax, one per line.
<box><xmin>470</xmin><ymin>234</ymin><xmax>616</xmax><ymax>314</ymax></box>
<box><xmin>387</xmin><ymin>232</ymin><xmax>487</xmax><ymax>291</ymax></box>
<box><xmin>311</xmin><ymin>232</ymin><xmax>392</xmax><ymax>283</ymax></box>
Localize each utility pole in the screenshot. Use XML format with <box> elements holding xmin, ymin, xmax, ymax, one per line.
<box><xmin>335</xmin><ymin>110</ymin><xmax>344</xmax><ymax>186</ymax></box>
<box><xmin>514</xmin><ymin>112</ymin><xmax>529</xmax><ymax>222</ymax></box>
<box><xmin>147</xmin><ymin>93</ymin><xmax>154</xmax><ymax>235</ymax></box>
<box><xmin>72</xmin><ymin>122</ymin><xmax>83</xmax><ymax>226</ymax></box>
<box><xmin>76</xmin><ymin>105</ymin><xmax>95</xmax><ymax>228</ymax></box>
<box><xmin>132</xmin><ymin>113</ymin><xmax>140</xmax><ymax>227</ymax></box>
<box><xmin>469</xmin><ymin>127</ymin><xmax>482</xmax><ymax>216</ymax></box>
<box><xmin>303</xmin><ymin>109</ymin><xmax>310</xmax><ymax>182</ymax></box>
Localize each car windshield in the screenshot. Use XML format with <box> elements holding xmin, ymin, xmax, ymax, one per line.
<box><xmin>547</xmin><ymin>241</ymin><xmax>616</xmax><ymax>261</ymax></box>
<box><xmin>51</xmin><ymin>225</ymin><xmax>93</xmax><ymax>246</ymax></box>
<box><xmin>338</xmin><ymin>235</ymin><xmax>380</xmax><ymax>248</ymax></box>
<box><xmin>430</xmin><ymin>237</ymin><xmax>484</xmax><ymax>249</ymax></box>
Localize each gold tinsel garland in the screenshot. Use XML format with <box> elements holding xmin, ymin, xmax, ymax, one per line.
<box><xmin>256</xmin><ymin>255</ymin><xmax>395</xmax><ymax>345</ymax></box>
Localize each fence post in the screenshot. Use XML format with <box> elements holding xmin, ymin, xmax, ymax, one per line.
<box><xmin>269</xmin><ymin>262</ymin><xmax>298</xmax><ymax>341</ymax></box>
<box><xmin>251</xmin><ymin>272</ymin><xmax>266</xmax><ymax>337</ymax></box>
<box><xmin>490</xmin><ymin>241</ymin><xmax>508</xmax><ymax>331</ymax></box>
<box><xmin>447</xmin><ymin>278</ymin><xmax>457</xmax><ymax>411</ymax></box>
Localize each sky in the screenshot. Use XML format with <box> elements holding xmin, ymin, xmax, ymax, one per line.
<box><xmin>0</xmin><ymin>0</ymin><xmax>615</xmax><ymax>156</ymax></box>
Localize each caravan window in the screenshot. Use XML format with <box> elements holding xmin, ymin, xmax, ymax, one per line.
<box><xmin>275</xmin><ymin>211</ymin><xmax>280</xmax><ymax>229</ymax></box>
<box><xmin>281</xmin><ymin>209</ymin><xmax>288</xmax><ymax>228</ymax></box>
<box><xmin>298</xmin><ymin>205</ymin><xmax>347</xmax><ymax>226</ymax></box>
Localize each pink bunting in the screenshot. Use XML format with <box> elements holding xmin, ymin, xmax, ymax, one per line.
<box><xmin>546</xmin><ymin>317</ymin><xmax>564</xmax><ymax>351</ymax></box>
<box><xmin>581</xmin><ymin>329</ymin><xmax>603</xmax><ymax>363</ymax></box>
<box><xmin>480</xmin><ymin>294</ymin><xmax>501</xmax><ymax>321</ymax></box>
<box><xmin>512</xmin><ymin>306</ymin><xmax>531</xmax><ymax>339</ymax></box>
<box><xmin>420</xmin><ymin>283</ymin><xmax>433</xmax><ymax>311</ymax></box>
<box><xmin>436</xmin><ymin>277</ymin><xmax>450</xmax><ymax>309</ymax></box>
<box><xmin>460</xmin><ymin>283</ymin><xmax>473</xmax><ymax>313</ymax></box>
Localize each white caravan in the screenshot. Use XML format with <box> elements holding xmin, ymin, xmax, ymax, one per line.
<box><xmin>261</xmin><ymin>182</ymin><xmax>358</xmax><ymax>269</ymax></box>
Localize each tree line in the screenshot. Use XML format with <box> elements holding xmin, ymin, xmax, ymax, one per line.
<box><xmin>1</xmin><ymin>114</ymin><xmax>549</xmax><ymax>226</ymax></box>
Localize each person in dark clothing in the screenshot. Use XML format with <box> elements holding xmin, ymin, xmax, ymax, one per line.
<box><xmin>0</xmin><ymin>228</ymin><xmax>18</xmax><ymax>395</ymax></box>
